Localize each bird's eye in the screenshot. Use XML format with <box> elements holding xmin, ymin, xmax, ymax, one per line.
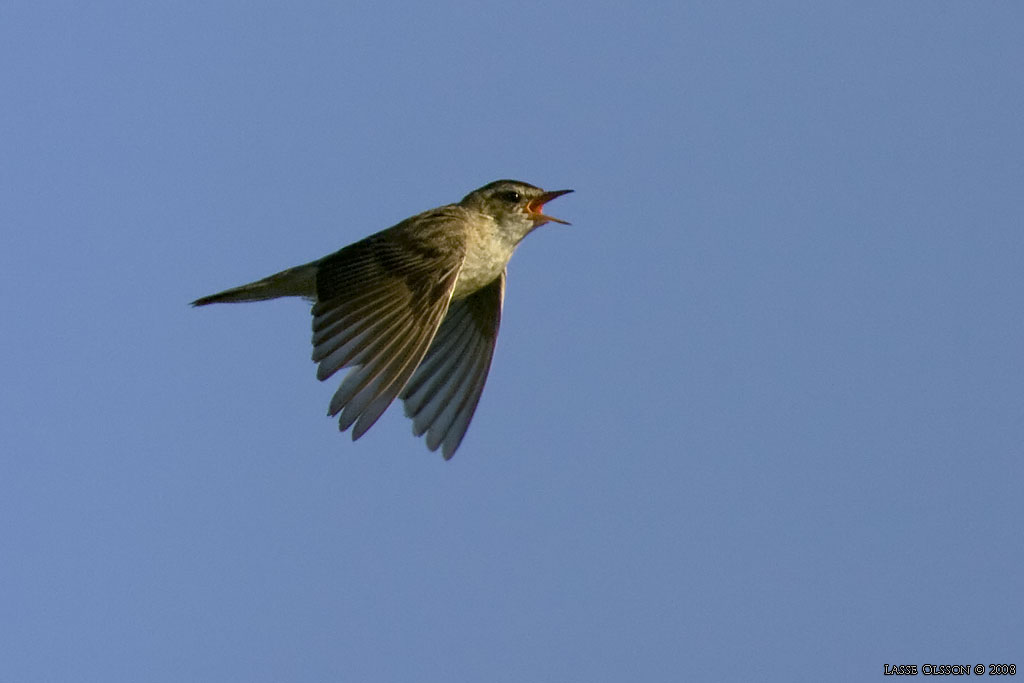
<box><xmin>497</xmin><ymin>190</ymin><xmax>521</xmax><ymax>203</ymax></box>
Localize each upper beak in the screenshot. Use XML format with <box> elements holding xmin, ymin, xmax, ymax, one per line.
<box><xmin>527</xmin><ymin>189</ymin><xmax>574</xmax><ymax>225</ymax></box>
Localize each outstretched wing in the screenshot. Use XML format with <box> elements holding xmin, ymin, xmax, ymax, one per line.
<box><xmin>311</xmin><ymin>212</ymin><xmax>467</xmax><ymax>441</ymax></box>
<box><xmin>400</xmin><ymin>270</ymin><xmax>505</xmax><ymax>459</ymax></box>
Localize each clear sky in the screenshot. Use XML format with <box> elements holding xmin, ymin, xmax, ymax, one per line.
<box><xmin>3</xmin><ymin>3</ymin><xmax>1022</xmax><ymax>681</ymax></box>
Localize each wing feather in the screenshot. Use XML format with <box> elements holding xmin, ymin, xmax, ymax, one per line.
<box><xmin>309</xmin><ymin>211</ymin><xmax>467</xmax><ymax>441</ymax></box>
<box><xmin>400</xmin><ymin>271</ymin><xmax>505</xmax><ymax>459</ymax></box>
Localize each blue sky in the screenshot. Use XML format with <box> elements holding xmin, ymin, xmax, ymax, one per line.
<box><xmin>3</xmin><ymin>2</ymin><xmax>1022</xmax><ymax>681</ymax></box>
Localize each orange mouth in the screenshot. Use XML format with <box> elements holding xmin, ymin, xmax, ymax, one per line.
<box><xmin>527</xmin><ymin>189</ymin><xmax>573</xmax><ymax>224</ymax></box>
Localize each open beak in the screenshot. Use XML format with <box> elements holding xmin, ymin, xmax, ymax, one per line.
<box><xmin>527</xmin><ymin>189</ymin><xmax>574</xmax><ymax>225</ymax></box>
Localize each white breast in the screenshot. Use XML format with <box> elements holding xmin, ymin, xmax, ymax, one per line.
<box><xmin>452</xmin><ymin>216</ymin><xmax>515</xmax><ymax>299</ymax></box>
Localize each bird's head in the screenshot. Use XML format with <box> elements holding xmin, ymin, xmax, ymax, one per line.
<box><xmin>461</xmin><ymin>180</ymin><xmax>573</xmax><ymax>241</ymax></box>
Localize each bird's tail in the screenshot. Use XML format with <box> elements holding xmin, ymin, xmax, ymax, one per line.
<box><xmin>191</xmin><ymin>262</ymin><xmax>318</xmax><ymax>306</ymax></box>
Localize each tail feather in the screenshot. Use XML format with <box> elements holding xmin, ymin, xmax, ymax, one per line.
<box><xmin>191</xmin><ymin>262</ymin><xmax>318</xmax><ymax>306</ymax></box>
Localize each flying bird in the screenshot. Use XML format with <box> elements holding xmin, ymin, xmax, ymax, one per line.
<box><xmin>192</xmin><ymin>180</ymin><xmax>573</xmax><ymax>459</ymax></box>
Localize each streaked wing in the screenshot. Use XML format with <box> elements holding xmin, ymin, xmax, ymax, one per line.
<box><xmin>400</xmin><ymin>270</ymin><xmax>505</xmax><ymax>459</ymax></box>
<box><xmin>310</xmin><ymin>212</ymin><xmax>467</xmax><ymax>441</ymax></box>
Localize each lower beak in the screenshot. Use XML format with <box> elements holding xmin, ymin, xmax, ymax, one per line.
<box><xmin>527</xmin><ymin>189</ymin><xmax>574</xmax><ymax>225</ymax></box>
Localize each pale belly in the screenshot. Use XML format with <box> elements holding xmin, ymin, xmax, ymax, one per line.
<box><xmin>451</xmin><ymin>233</ymin><xmax>513</xmax><ymax>300</ymax></box>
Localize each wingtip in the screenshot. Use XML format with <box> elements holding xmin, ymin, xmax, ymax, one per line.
<box><xmin>190</xmin><ymin>293</ymin><xmax>223</xmax><ymax>307</ymax></box>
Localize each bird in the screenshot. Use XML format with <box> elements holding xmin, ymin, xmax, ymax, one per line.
<box><xmin>192</xmin><ymin>179</ymin><xmax>573</xmax><ymax>459</ymax></box>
